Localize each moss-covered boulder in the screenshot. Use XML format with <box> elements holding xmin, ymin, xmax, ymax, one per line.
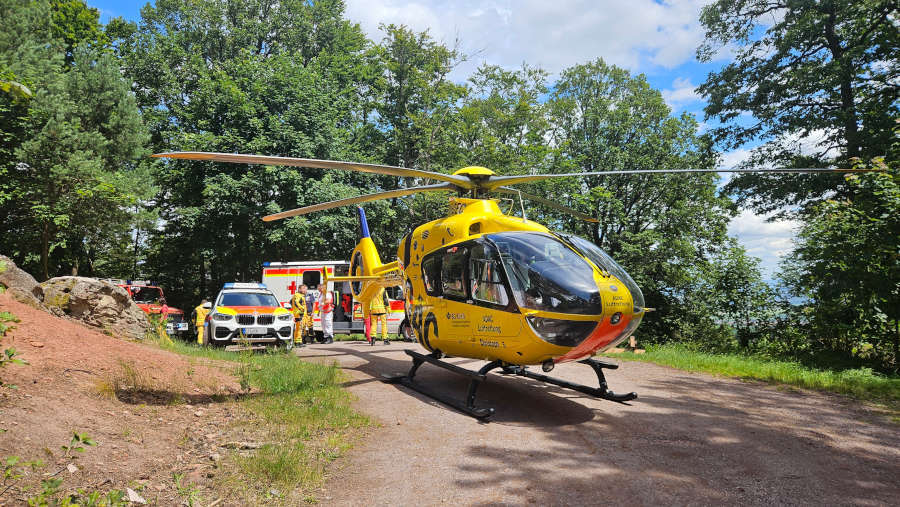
<box><xmin>40</xmin><ymin>277</ymin><xmax>150</xmax><ymax>340</ymax></box>
<box><xmin>0</xmin><ymin>255</ymin><xmax>44</xmax><ymax>308</ymax></box>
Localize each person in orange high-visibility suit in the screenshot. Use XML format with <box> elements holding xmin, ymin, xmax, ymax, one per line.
<box><xmin>369</xmin><ymin>287</ymin><xmax>389</xmax><ymax>345</ymax></box>
<box><xmin>193</xmin><ymin>299</ymin><xmax>209</xmax><ymax>344</ymax></box>
<box><xmin>290</xmin><ymin>287</ymin><xmax>308</xmax><ymax>347</ymax></box>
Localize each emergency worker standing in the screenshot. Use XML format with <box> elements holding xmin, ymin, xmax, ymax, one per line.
<box><xmin>290</xmin><ymin>287</ymin><xmax>308</xmax><ymax>347</ymax></box>
<box><xmin>363</xmin><ymin>305</ymin><xmax>372</xmax><ymax>346</ymax></box>
<box><xmin>369</xmin><ymin>287</ymin><xmax>389</xmax><ymax>345</ymax></box>
<box><xmin>304</xmin><ymin>285</ymin><xmax>315</xmax><ymax>341</ymax></box>
<box><xmin>318</xmin><ymin>283</ymin><xmax>334</xmax><ymax>344</ymax></box>
<box><xmin>193</xmin><ymin>299</ymin><xmax>209</xmax><ymax>344</ymax></box>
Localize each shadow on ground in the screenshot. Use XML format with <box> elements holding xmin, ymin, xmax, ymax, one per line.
<box><xmin>307</xmin><ymin>342</ymin><xmax>900</xmax><ymax>505</ymax></box>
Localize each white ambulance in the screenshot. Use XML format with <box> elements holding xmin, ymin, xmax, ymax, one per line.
<box><xmin>261</xmin><ymin>261</ymin><xmax>410</xmax><ymax>341</ymax></box>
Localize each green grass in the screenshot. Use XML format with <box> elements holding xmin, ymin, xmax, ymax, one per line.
<box><xmin>152</xmin><ymin>339</ymin><xmax>370</xmax><ymax>503</ymax></box>
<box><xmin>605</xmin><ymin>343</ymin><xmax>900</xmax><ymax>408</ymax></box>
<box><xmin>232</xmin><ymin>354</ymin><xmax>369</xmax><ymax>501</ymax></box>
<box><xmin>154</xmin><ymin>338</ymin><xmax>244</xmax><ymax>361</ymax></box>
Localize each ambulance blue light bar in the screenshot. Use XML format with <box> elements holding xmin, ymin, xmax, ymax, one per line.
<box><xmin>223</xmin><ymin>282</ymin><xmax>268</xmax><ymax>289</ymax></box>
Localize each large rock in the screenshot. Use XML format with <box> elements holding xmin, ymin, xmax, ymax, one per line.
<box><xmin>0</xmin><ymin>255</ymin><xmax>44</xmax><ymax>308</ymax></box>
<box><xmin>40</xmin><ymin>277</ymin><xmax>150</xmax><ymax>340</ymax></box>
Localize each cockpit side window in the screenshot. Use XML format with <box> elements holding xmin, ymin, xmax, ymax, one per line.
<box><xmin>440</xmin><ymin>246</ymin><xmax>468</xmax><ymax>300</ymax></box>
<box><xmin>422</xmin><ymin>254</ymin><xmax>442</xmax><ymax>296</ymax></box>
<box><xmin>470</xmin><ymin>243</ymin><xmax>510</xmax><ymax>308</ymax></box>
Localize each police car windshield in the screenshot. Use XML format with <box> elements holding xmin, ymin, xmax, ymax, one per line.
<box><xmin>220</xmin><ymin>292</ymin><xmax>280</xmax><ymax>307</ymax></box>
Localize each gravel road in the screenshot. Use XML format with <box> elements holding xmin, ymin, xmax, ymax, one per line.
<box><xmin>297</xmin><ymin>342</ymin><xmax>899</xmax><ymax>506</ymax></box>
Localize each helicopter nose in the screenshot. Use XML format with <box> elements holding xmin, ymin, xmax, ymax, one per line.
<box><xmin>554</xmin><ymin>277</ymin><xmax>641</xmax><ymax>363</ymax></box>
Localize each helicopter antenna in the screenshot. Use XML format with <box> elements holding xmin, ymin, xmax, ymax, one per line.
<box><xmin>517</xmin><ymin>189</ymin><xmax>527</xmax><ymax>222</ymax></box>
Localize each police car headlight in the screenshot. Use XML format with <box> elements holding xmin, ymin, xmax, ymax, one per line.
<box><xmin>277</xmin><ymin>314</ymin><xmax>292</xmax><ymax>321</ymax></box>
<box><xmin>212</xmin><ymin>313</ymin><xmax>233</xmax><ymax>322</ymax></box>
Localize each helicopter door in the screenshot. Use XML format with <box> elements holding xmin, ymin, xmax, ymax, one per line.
<box><xmin>437</xmin><ymin>245</ymin><xmax>472</xmax><ymax>342</ymax></box>
<box><xmin>468</xmin><ymin>242</ymin><xmax>521</xmax><ymax>343</ymax></box>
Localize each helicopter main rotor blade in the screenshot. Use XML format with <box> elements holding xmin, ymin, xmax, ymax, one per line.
<box><xmin>485</xmin><ymin>167</ymin><xmax>869</xmax><ymax>190</ymax></box>
<box><xmin>495</xmin><ymin>187</ymin><xmax>599</xmax><ymax>223</ymax></box>
<box><xmin>262</xmin><ymin>183</ymin><xmax>458</xmax><ymax>222</ymax></box>
<box><xmin>152</xmin><ymin>152</ymin><xmax>473</xmax><ymax>189</ymax></box>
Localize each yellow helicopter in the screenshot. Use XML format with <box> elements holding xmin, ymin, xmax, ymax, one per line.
<box><xmin>154</xmin><ymin>151</ymin><xmax>865</xmax><ymax>418</ymax></box>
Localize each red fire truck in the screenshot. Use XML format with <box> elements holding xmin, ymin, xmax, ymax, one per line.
<box><xmin>105</xmin><ymin>279</ymin><xmax>189</xmax><ymax>339</ymax></box>
<box><xmin>261</xmin><ymin>261</ymin><xmax>410</xmax><ymax>341</ymax></box>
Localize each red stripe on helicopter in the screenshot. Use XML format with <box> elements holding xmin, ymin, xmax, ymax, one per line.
<box><xmin>554</xmin><ymin>314</ymin><xmax>633</xmax><ymax>364</ymax></box>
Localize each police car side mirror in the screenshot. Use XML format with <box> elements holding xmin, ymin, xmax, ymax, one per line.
<box><xmin>202</xmin><ymin>302</ymin><xmax>212</xmax><ymax>309</ymax></box>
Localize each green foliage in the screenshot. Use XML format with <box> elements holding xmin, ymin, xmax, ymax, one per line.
<box><xmin>546</xmin><ymin>59</ymin><xmax>738</xmax><ymax>344</ymax></box>
<box><xmin>0</xmin><ymin>0</ymin><xmax>150</xmax><ymax>280</ymax></box>
<box><xmin>2</xmin><ymin>433</ymin><xmax>125</xmax><ymax>506</ymax></box>
<box><xmin>0</xmin><ymin>306</ymin><xmax>26</xmax><ymax>390</ymax></box>
<box><xmin>698</xmin><ymin>0</ymin><xmax>898</xmax><ymax>215</ymax></box>
<box><xmin>114</xmin><ymin>0</ymin><xmax>378</xmax><ymax>305</ymax></box>
<box><xmin>155</xmin><ymin>342</ymin><xmax>369</xmax><ymax>501</ymax></box>
<box><xmin>607</xmin><ymin>343</ymin><xmax>900</xmax><ymax>407</ymax></box>
<box><xmin>172</xmin><ymin>471</ymin><xmax>202</xmax><ymax>506</ymax></box>
<box><xmin>781</xmin><ymin>159</ymin><xmax>899</xmax><ymax>371</ymax></box>
<box><xmin>61</xmin><ymin>431</ymin><xmax>97</xmax><ymax>457</ymax></box>
<box><xmin>49</xmin><ymin>0</ymin><xmax>109</xmax><ymax>64</ymax></box>
<box><xmin>0</xmin><ymin>79</ymin><xmax>31</xmax><ymax>100</ymax></box>
<box><xmin>0</xmin><ymin>312</ymin><xmax>16</xmax><ymax>337</ymax></box>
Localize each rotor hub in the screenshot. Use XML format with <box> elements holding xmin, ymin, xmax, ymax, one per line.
<box><xmin>453</xmin><ymin>166</ymin><xmax>495</xmax><ymax>181</ymax></box>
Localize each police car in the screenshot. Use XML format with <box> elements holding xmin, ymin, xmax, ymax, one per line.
<box><xmin>205</xmin><ymin>282</ymin><xmax>294</xmax><ymax>348</ymax></box>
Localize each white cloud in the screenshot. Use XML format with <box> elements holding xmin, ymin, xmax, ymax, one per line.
<box><xmin>728</xmin><ymin>209</ymin><xmax>799</xmax><ymax>278</ymax></box>
<box><xmin>718</xmin><ymin>147</ymin><xmax>752</xmax><ymax>170</ymax></box>
<box><xmin>344</xmin><ymin>0</ymin><xmax>711</xmax><ymax>80</ymax></box>
<box><xmin>661</xmin><ymin>77</ymin><xmax>701</xmax><ymax>109</ymax></box>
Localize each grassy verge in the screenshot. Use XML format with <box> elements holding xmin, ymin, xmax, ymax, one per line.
<box><xmin>153</xmin><ymin>340</ymin><xmax>370</xmax><ymax>503</ymax></box>
<box><xmin>605</xmin><ymin>343</ymin><xmax>900</xmax><ymax>409</ymax></box>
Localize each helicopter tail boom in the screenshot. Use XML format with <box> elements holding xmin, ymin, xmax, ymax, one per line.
<box><xmin>336</xmin><ymin>207</ymin><xmax>402</xmax><ymax>304</ymax></box>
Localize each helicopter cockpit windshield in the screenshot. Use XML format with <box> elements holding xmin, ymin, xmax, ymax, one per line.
<box><xmin>486</xmin><ymin>232</ymin><xmax>603</xmax><ymax>315</ymax></box>
<box><xmin>554</xmin><ymin>232</ymin><xmax>645</xmax><ymax>312</ymax></box>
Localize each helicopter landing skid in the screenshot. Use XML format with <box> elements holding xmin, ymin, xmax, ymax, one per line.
<box><xmin>500</xmin><ymin>358</ymin><xmax>638</xmax><ymax>403</ymax></box>
<box><xmin>382</xmin><ymin>350</ymin><xmax>635</xmax><ymax>419</ymax></box>
<box><xmin>382</xmin><ymin>349</ymin><xmax>498</xmax><ymax>419</ymax></box>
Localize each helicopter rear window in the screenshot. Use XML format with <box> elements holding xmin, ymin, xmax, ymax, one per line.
<box><xmin>487</xmin><ymin>232</ymin><xmax>603</xmax><ymax>315</ymax></box>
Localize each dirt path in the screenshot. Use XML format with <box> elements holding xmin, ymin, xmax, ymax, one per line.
<box><xmin>299</xmin><ymin>341</ymin><xmax>899</xmax><ymax>506</ymax></box>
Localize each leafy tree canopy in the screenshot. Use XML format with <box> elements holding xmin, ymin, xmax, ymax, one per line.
<box><xmin>698</xmin><ymin>0</ymin><xmax>898</xmax><ymax>215</ymax></box>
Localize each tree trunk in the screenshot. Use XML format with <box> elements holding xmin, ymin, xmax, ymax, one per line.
<box><xmin>41</xmin><ymin>222</ymin><xmax>49</xmax><ymax>281</ymax></box>
<box><xmin>823</xmin><ymin>8</ymin><xmax>860</xmax><ymax>158</ymax></box>
<box><xmin>894</xmin><ymin>319</ymin><xmax>899</xmax><ymax>371</ymax></box>
<box><xmin>199</xmin><ymin>253</ymin><xmax>206</xmax><ymax>300</ymax></box>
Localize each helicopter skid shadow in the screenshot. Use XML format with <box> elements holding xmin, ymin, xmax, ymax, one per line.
<box><xmin>307</xmin><ymin>345</ymin><xmax>599</xmax><ymax>427</ymax></box>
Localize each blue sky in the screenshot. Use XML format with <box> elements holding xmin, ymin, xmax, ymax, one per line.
<box><xmin>91</xmin><ymin>0</ymin><xmax>795</xmax><ymax>278</ymax></box>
